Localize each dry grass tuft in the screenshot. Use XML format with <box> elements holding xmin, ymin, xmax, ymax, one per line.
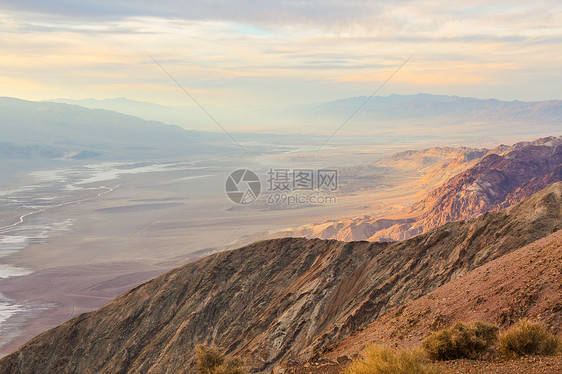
<box><xmin>343</xmin><ymin>344</ymin><xmax>438</xmax><ymax>374</ymax></box>
<box><xmin>499</xmin><ymin>320</ymin><xmax>561</xmax><ymax>358</ymax></box>
<box><xmin>422</xmin><ymin>321</ymin><xmax>498</xmax><ymax>360</ymax></box>
<box><xmin>195</xmin><ymin>345</ymin><xmax>246</xmax><ymax>374</ymax></box>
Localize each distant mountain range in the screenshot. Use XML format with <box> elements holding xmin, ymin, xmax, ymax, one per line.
<box><xmin>51</xmin><ymin>94</ymin><xmax>562</xmax><ymax>141</ymax></box>
<box><xmin>0</xmin><ymin>97</ymin><xmax>239</xmax><ymax>160</ymax></box>
<box><xmin>0</xmin><ymin>97</ymin><xmax>329</xmax><ymax>161</ymax></box>
<box><xmin>2</xmin><ymin>94</ymin><xmax>560</xmax><ymax>161</ymax></box>
<box><xmin>1</xmin><ymin>181</ymin><xmax>560</xmax><ymax>373</ymax></box>
<box><xmin>50</xmin><ymin>97</ymin><xmax>215</xmax><ymax>132</ymax></box>
<box><xmin>314</xmin><ymin>93</ymin><xmax>562</xmax><ymax>123</ymax></box>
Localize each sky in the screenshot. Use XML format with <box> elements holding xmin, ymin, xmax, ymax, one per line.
<box><xmin>0</xmin><ymin>0</ymin><xmax>561</xmax><ymax>108</ymax></box>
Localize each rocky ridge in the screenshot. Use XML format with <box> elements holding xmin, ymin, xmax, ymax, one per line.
<box><xmin>1</xmin><ymin>182</ymin><xmax>560</xmax><ymax>373</ymax></box>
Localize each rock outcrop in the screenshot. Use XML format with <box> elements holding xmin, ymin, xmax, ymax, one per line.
<box><xmin>325</xmin><ymin>228</ymin><xmax>562</xmax><ymax>361</ymax></box>
<box><xmin>1</xmin><ymin>182</ymin><xmax>561</xmax><ymax>374</ymax></box>
<box><xmin>280</xmin><ymin>136</ymin><xmax>562</xmax><ymax>242</ymax></box>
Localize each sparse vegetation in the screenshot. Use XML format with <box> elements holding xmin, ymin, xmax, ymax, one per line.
<box><xmin>343</xmin><ymin>344</ymin><xmax>438</xmax><ymax>374</ymax></box>
<box><xmin>195</xmin><ymin>345</ymin><xmax>245</xmax><ymax>374</ymax></box>
<box><xmin>499</xmin><ymin>320</ymin><xmax>561</xmax><ymax>358</ymax></box>
<box><xmin>422</xmin><ymin>321</ymin><xmax>498</xmax><ymax>360</ymax></box>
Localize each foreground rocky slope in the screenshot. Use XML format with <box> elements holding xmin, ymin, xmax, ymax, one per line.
<box><xmin>326</xmin><ymin>229</ymin><xmax>562</xmax><ymax>360</ymax></box>
<box><xmin>1</xmin><ymin>183</ymin><xmax>561</xmax><ymax>374</ymax></box>
<box><xmin>288</xmin><ymin>222</ymin><xmax>562</xmax><ymax>373</ymax></box>
<box><xmin>280</xmin><ymin>136</ymin><xmax>562</xmax><ymax>241</ymax></box>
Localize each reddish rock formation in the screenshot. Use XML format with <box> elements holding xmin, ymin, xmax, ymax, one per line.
<box><xmin>281</xmin><ymin>136</ymin><xmax>562</xmax><ymax>242</ymax></box>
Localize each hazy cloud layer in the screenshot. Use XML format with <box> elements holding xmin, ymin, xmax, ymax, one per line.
<box><xmin>0</xmin><ymin>0</ymin><xmax>561</xmax><ymax>116</ymax></box>
<box><xmin>3</xmin><ymin>0</ymin><xmax>561</xmax><ymax>35</ymax></box>
<box><xmin>1</xmin><ymin>0</ymin><xmax>394</xmax><ymax>26</ymax></box>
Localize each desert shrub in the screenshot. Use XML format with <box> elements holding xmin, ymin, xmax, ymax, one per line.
<box><xmin>196</xmin><ymin>345</ymin><xmax>246</xmax><ymax>374</ymax></box>
<box><xmin>196</xmin><ymin>345</ymin><xmax>224</xmax><ymax>374</ymax></box>
<box><xmin>343</xmin><ymin>344</ymin><xmax>438</xmax><ymax>374</ymax></box>
<box><xmin>213</xmin><ymin>358</ymin><xmax>246</xmax><ymax>374</ymax></box>
<box><xmin>499</xmin><ymin>320</ymin><xmax>561</xmax><ymax>358</ymax></box>
<box><xmin>422</xmin><ymin>321</ymin><xmax>498</xmax><ymax>360</ymax></box>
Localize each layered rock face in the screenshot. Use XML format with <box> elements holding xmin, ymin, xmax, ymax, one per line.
<box><xmin>410</xmin><ymin>136</ymin><xmax>562</xmax><ymax>226</ymax></box>
<box><xmin>1</xmin><ymin>182</ymin><xmax>560</xmax><ymax>374</ymax></box>
<box><xmin>326</xmin><ymin>228</ymin><xmax>562</xmax><ymax>361</ymax></box>
<box><xmin>280</xmin><ymin>136</ymin><xmax>562</xmax><ymax>242</ymax></box>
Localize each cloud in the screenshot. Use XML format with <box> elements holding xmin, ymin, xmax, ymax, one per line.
<box><xmin>0</xmin><ymin>0</ymin><xmax>390</xmax><ymax>26</ymax></box>
<box><xmin>1</xmin><ymin>0</ymin><xmax>560</xmax><ymax>36</ymax></box>
<box><xmin>0</xmin><ymin>0</ymin><xmax>561</xmax><ymax>107</ymax></box>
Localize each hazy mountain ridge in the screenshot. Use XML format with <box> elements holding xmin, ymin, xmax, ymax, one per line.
<box><xmin>0</xmin><ymin>97</ymin><xmax>235</xmax><ymax>160</ymax></box>
<box><xmin>315</xmin><ymin>94</ymin><xmax>562</xmax><ymax>123</ymax></box>
<box><xmin>51</xmin><ymin>94</ymin><xmax>562</xmax><ymax>138</ymax></box>
<box><xmin>1</xmin><ymin>182</ymin><xmax>560</xmax><ymax>373</ymax></box>
<box><xmin>49</xmin><ymin>97</ymin><xmax>214</xmax><ymax>132</ymax></box>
